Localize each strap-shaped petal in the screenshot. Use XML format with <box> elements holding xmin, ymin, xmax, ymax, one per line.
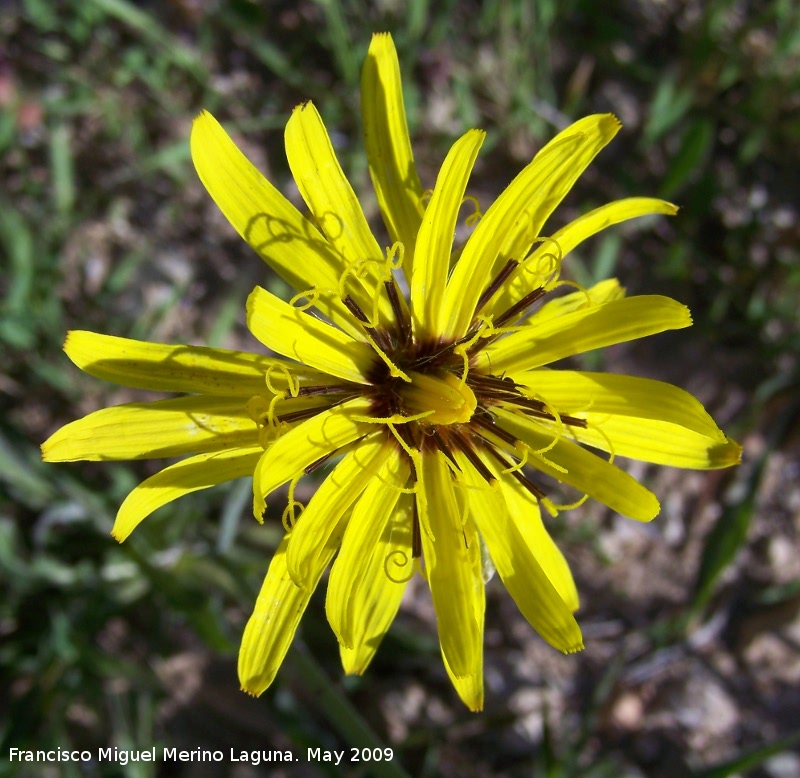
<box><xmin>247</xmin><ymin>286</ymin><xmax>373</xmax><ymax>384</ymax></box>
<box><xmin>112</xmin><ymin>446</ymin><xmax>263</xmax><ymax>541</ymax></box>
<box><xmin>285</xmin><ymin>102</ymin><xmax>392</xmax><ymax>325</ymax></box>
<box><xmin>239</xmin><ymin>531</ymin><xmax>339</xmax><ymax>696</ymax></box>
<box><xmin>361</xmin><ymin>33</ymin><xmax>424</xmax><ymax>275</ymax></box>
<box><xmin>443</xmin><ymin>114</ymin><xmax>622</xmax><ymax>339</ymax></box>
<box><xmin>42</xmin><ymin>396</ymin><xmax>257</xmax><ymax>462</ymax></box>
<box><xmin>61</xmin><ymin>331</ymin><xmax>321</xmax><ymax>396</ymax></box>
<box><xmin>477</xmin><ymin>295</ymin><xmax>692</xmax><ymax>374</ymax></box>
<box><xmin>251</xmin><ymin>397</ymin><xmax>373</xmax><ymax>520</ymax></box>
<box><xmin>455</xmin><ymin>450</ymin><xmax>583</xmax><ymax>653</ymax></box>
<box><xmin>417</xmin><ymin>449</ymin><xmax>484</xmax><ymax>685</ymax></box>
<box><xmin>442</xmin><ymin>652</ymin><xmax>484</xmax><ymax>713</ymax></box>
<box><xmin>336</xmin><ymin>494</ymin><xmax>413</xmax><ymax>675</ymax></box>
<box><xmin>531</xmin><ymin>278</ymin><xmax>625</xmax><ymax>323</ymax></box>
<box><xmin>191</xmin><ymin>111</ymin><xmax>360</xmax><ymax>336</ymax></box>
<box><xmin>327</xmin><ymin>451</ymin><xmax>410</xmax><ymax>649</ymax></box>
<box><xmin>411</xmin><ymin>129</ymin><xmax>485</xmax><ymax>338</ymax></box>
<box><xmin>496</xmin><ymin>473</ymin><xmax>580</xmax><ymax>612</ymax></box>
<box><xmin>519</xmin><ymin>370</ymin><xmax>741</xmax><ymax>468</ymax></box>
<box><xmin>489</xmin><ymin>198</ymin><xmax>677</xmax><ymax>319</ymax></box>
<box><xmin>286</xmin><ymin>436</ymin><xmax>395</xmax><ymax>587</ymax></box>
<box><xmin>494</xmin><ymin>408</ymin><xmax>660</xmax><ymax>521</ymax></box>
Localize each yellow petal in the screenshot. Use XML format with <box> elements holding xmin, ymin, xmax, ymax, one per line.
<box><xmin>251</xmin><ymin>398</ymin><xmax>373</xmax><ymax>520</ymax></box>
<box><xmin>411</xmin><ymin>129</ymin><xmax>485</xmax><ymax>338</ymax></box>
<box><xmin>190</xmin><ymin>111</ymin><xmax>360</xmax><ymax>336</ymax></box>
<box><xmin>494</xmin><ymin>408</ymin><xmax>660</xmax><ymax>521</ymax></box>
<box><xmin>361</xmin><ymin>33</ymin><xmax>424</xmax><ymax>275</ymax></box>
<box><xmin>531</xmin><ymin>278</ymin><xmax>626</xmax><ymax>323</ymax></box>
<box><xmin>442</xmin><ymin>651</ymin><xmax>484</xmax><ymax>712</ymax></box>
<box><xmin>239</xmin><ymin>531</ymin><xmax>339</xmax><ymax>696</ymax></box>
<box><xmin>42</xmin><ymin>396</ymin><xmax>257</xmax><ymax>462</ymax></box>
<box><xmin>336</xmin><ymin>492</ymin><xmax>413</xmax><ymax>675</ymax></box>
<box><xmin>327</xmin><ymin>452</ymin><xmax>410</xmax><ymax>649</ymax></box>
<box><xmin>286</xmin><ymin>436</ymin><xmax>396</xmax><ymax>586</ymax></box>
<box><xmin>246</xmin><ymin>286</ymin><xmax>373</xmax><ymax>384</ymax></box>
<box><xmin>417</xmin><ymin>449</ymin><xmax>484</xmax><ymax>682</ymax></box>
<box><xmin>443</xmin><ymin>114</ymin><xmax>622</xmax><ymax>339</ymax></box>
<box><xmin>477</xmin><ymin>295</ymin><xmax>692</xmax><ymax>374</ymax></box>
<box><xmin>284</xmin><ymin>102</ymin><xmax>392</xmax><ymax>325</ymax></box>
<box><xmin>520</xmin><ymin>370</ymin><xmax>742</xmax><ymax>469</ymax></box>
<box><xmin>489</xmin><ymin>198</ymin><xmax>677</xmax><ymax>319</ymax></box>
<box><xmin>496</xmin><ymin>474</ymin><xmax>580</xmax><ymax>612</ymax></box>
<box><xmin>61</xmin><ymin>330</ymin><xmax>320</xmax><ymax>395</ymax></box>
<box><xmin>455</xmin><ymin>450</ymin><xmax>583</xmax><ymax>652</ymax></box>
<box><xmin>112</xmin><ymin>446</ymin><xmax>262</xmax><ymax>541</ymax></box>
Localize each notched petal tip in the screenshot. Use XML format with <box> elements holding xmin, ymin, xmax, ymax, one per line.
<box><xmin>62</xmin><ymin>329</ymin><xmax>76</xmax><ymax>352</ymax></box>
<box><xmin>39</xmin><ymin>438</ymin><xmax>55</xmax><ymax>462</ymax></box>
<box><xmin>711</xmin><ymin>436</ymin><xmax>743</xmax><ymax>468</ymax></box>
<box><xmin>584</xmin><ymin>112</ymin><xmax>622</xmax><ymax>142</ymax></box>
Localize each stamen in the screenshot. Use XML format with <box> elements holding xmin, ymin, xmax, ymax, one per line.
<box><xmin>492</xmin><ymin>287</ymin><xmax>547</xmax><ymax>328</ymax></box>
<box><xmin>278</xmin><ymin>405</ymin><xmax>344</xmax><ymax>425</ymax></box>
<box><xmin>296</xmin><ymin>384</ymin><xmax>353</xmax><ymax>397</ymax></box>
<box><xmin>385</xmin><ymin>279</ymin><xmax>411</xmax><ymax>347</ymax></box>
<box><xmin>343</xmin><ymin>295</ymin><xmax>393</xmax><ymax>353</ymax></box>
<box><xmin>469</xmin><ymin>373</ymin><xmax>520</xmax><ymax>392</ymax></box>
<box><xmin>473</xmin><ymin>258</ymin><xmax>519</xmax><ymax>318</ymax></box>
<box><xmin>353</xmin><ymin>410</ymin><xmax>434</xmax><ymax>425</ymax></box>
<box><xmin>471</xmin><ymin>412</ymin><xmax>521</xmax><ymax>447</ymax></box>
<box><xmin>501</xmin><ymin>396</ymin><xmax>560</xmax><ymax>422</ymax></box>
<box><xmin>481</xmin><ymin>443</ymin><xmax>546</xmax><ymax>499</ymax></box>
<box><xmin>304</xmin><ymin>451</ymin><xmax>334</xmax><ymax>474</ymax></box>
<box><xmin>451</xmin><ymin>433</ymin><xmax>497</xmax><ymax>484</ymax></box>
<box><xmin>430</xmin><ymin>429</ymin><xmax>460</xmax><ymax>470</ymax></box>
<box><xmin>412</xmin><ymin>501</ymin><xmax>421</xmax><ymax>558</ymax></box>
<box><xmin>342</xmin><ymin>294</ymin><xmax>370</xmax><ymax>323</ymax></box>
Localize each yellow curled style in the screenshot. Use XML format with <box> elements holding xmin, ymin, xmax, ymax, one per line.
<box><xmin>462</xmin><ymin>195</ymin><xmax>483</xmax><ymax>227</ymax></box>
<box><xmin>547</xmin><ymin>493</ymin><xmax>590</xmax><ymax>512</ymax></box>
<box><xmin>264</xmin><ymin>363</ymin><xmax>300</xmax><ymax>398</ymax></box>
<box><xmin>520</xmin><ymin>235</ymin><xmax>564</xmax><ymax>290</ymax></box>
<box><xmin>385</xmin><ymin>241</ymin><xmax>405</xmax><ymax>271</ymax></box>
<box><xmin>383</xmin><ymin>549</ymin><xmax>415</xmax><ymax>583</ymax></box>
<box><xmin>289</xmin><ymin>288</ymin><xmax>320</xmax><ymax>311</ymax></box>
<box><xmin>281</xmin><ymin>474</ymin><xmax>304</xmax><ymax>531</ymax></box>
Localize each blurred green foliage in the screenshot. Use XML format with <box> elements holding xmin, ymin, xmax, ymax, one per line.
<box><xmin>2</xmin><ymin>0</ymin><xmax>800</xmax><ymax>776</ymax></box>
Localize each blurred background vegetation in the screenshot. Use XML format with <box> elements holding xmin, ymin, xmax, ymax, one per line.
<box><xmin>2</xmin><ymin>0</ymin><xmax>800</xmax><ymax>776</ymax></box>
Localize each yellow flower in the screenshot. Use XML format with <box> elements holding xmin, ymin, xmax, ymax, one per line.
<box><xmin>42</xmin><ymin>33</ymin><xmax>740</xmax><ymax>711</ymax></box>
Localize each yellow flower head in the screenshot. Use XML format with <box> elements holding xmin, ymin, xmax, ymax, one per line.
<box><xmin>42</xmin><ymin>33</ymin><xmax>740</xmax><ymax>711</ymax></box>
